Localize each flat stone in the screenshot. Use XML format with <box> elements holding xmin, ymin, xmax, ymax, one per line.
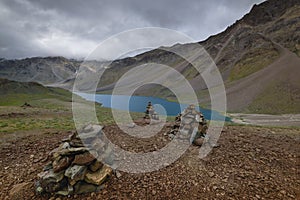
<box><xmin>179</xmin><ymin>129</ymin><xmax>190</xmax><ymax>136</ymax></box>
<box><xmin>56</xmin><ymin>185</ymin><xmax>74</xmax><ymax>196</ymax></box>
<box><xmin>181</xmin><ymin>117</ymin><xmax>194</xmax><ymax>124</ymax></box>
<box><xmin>38</xmin><ymin>171</ymin><xmax>67</xmax><ymax>193</ymax></box>
<box><xmin>56</xmin><ymin>190</ymin><xmax>69</xmax><ymax>196</ymax></box>
<box><xmin>186</xmin><ymin>114</ymin><xmax>196</xmax><ymax>119</ymax></box>
<box><xmin>82</xmin><ymin>124</ymin><xmax>94</xmax><ymax>133</ymax></box>
<box><xmin>89</xmin><ymin>160</ymin><xmax>104</xmax><ymax>172</ymax></box>
<box><xmin>69</xmin><ymin>138</ymin><xmax>84</xmax><ymax>147</ymax></box>
<box><xmin>53</xmin><ymin>156</ymin><xmax>73</xmax><ymax>173</ymax></box>
<box><xmin>61</xmin><ymin>142</ymin><xmax>70</xmax><ymax>149</ymax></box>
<box><xmin>182</xmin><ymin>124</ymin><xmax>192</xmax><ymax>131</ymax></box>
<box><xmin>49</xmin><ymin>147</ymin><xmax>62</xmax><ymax>159</ymax></box>
<box><xmin>58</xmin><ymin>147</ymin><xmax>88</xmax><ymax>156</ymax></box>
<box><xmin>92</xmin><ymin>138</ymin><xmax>106</xmax><ymax>151</ymax></box>
<box><xmin>43</xmin><ymin>162</ymin><xmax>53</xmax><ymax>171</ymax></box>
<box><xmin>65</xmin><ymin>165</ymin><xmax>87</xmax><ymax>182</ymax></box>
<box><xmin>193</xmin><ymin>138</ymin><xmax>204</xmax><ymax>146</ymax></box>
<box><xmin>192</xmin><ymin>122</ymin><xmax>199</xmax><ymax>128</ymax></box>
<box><xmin>38</xmin><ymin>169</ymin><xmax>64</xmax><ymax>183</ymax></box>
<box><xmin>74</xmin><ymin>181</ymin><xmax>99</xmax><ymax>194</ymax></box>
<box><xmin>85</xmin><ymin>165</ymin><xmax>112</xmax><ymax>185</ymax></box>
<box><xmin>195</xmin><ymin>115</ymin><xmax>200</xmax><ymax>122</ymax></box>
<box><xmin>191</xmin><ymin>110</ymin><xmax>198</xmax><ymax>115</ymax></box>
<box><xmin>73</xmin><ymin>152</ymin><xmax>96</xmax><ymax>165</ymax></box>
<box><xmin>80</xmin><ymin>125</ymin><xmax>103</xmax><ymax>140</ymax></box>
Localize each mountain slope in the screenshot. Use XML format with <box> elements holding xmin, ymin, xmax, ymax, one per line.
<box><xmin>0</xmin><ymin>56</ymin><xmax>80</xmax><ymax>86</ymax></box>
<box><xmin>226</xmin><ymin>40</ymin><xmax>300</xmax><ymax>113</ymax></box>
<box><xmin>0</xmin><ymin>0</ymin><xmax>299</xmax><ymax>114</ymax></box>
<box><xmin>0</xmin><ymin>78</ymin><xmax>72</xmax><ymax>106</ymax></box>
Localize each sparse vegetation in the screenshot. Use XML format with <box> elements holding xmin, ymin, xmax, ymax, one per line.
<box><xmin>247</xmin><ymin>81</ymin><xmax>300</xmax><ymax>114</ymax></box>
<box><xmin>229</xmin><ymin>47</ymin><xmax>279</xmax><ymax>82</ymax></box>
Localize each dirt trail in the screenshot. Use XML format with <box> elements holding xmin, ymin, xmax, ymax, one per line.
<box><xmin>229</xmin><ymin>113</ymin><xmax>300</xmax><ymax>127</ymax></box>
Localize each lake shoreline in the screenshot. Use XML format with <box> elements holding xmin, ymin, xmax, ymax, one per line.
<box><xmin>228</xmin><ymin>113</ymin><xmax>300</xmax><ymax>127</ymax></box>
<box><xmin>75</xmin><ymin>92</ymin><xmax>229</xmax><ymax>121</ymax></box>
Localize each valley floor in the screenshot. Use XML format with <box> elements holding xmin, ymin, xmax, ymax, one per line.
<box><xmin>0</xmin><ymin>106</ymin><xmax>299</xmax><ymax>199</ymax></box>
<box><xmin>229</xmin><ymin>113</ymin><xmax>300</xmax><ymax>127</ymax></box>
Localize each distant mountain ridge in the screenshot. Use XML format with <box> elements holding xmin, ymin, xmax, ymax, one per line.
<box><xmin>0</xmin><ymin>56</ymin><xmax>81</xmax><ymax>85</ymax></box>
<box><xmin>0</xmin><ymin>78</ymin><xmax>72</xmax><ymax>106</ymax></box>
<box><xmin>1</xmin><ymin>0</ymin><xmax>299</xmax><ymax>114</ymax></box>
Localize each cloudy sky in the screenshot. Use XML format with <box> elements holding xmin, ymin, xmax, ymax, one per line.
<box><xmin>0</xmin><ymin>0</ymin><xmax>265</xmax><ymax>59</ymax></box>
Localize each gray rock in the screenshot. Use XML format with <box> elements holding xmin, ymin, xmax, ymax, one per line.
<box><xmin>74</xmin><ymin>181</ymin><xmax>99</xmax><ymax>194</ymax></box>
<box><xmin>56</xmin><ymin>184</ymin><xmax>74</xmax><ymax>196</ymax></box>
<box><xmin>38</xmin><ymin>169</ymin><xmax>64</xmax><ymax>183</ymax></box>
<box><xmin>92</xmin><ymin>138</ymin><xmax>106</xmax><ymax>151</ymax></box>
<box><xmin>65</xmin><ymin>165</ymin><xmax>87</xmax><ymax>183</ymax></box>
<box><xmin>58</xmin><ymin>147</ymin><xmax>88</xmax><ymax>156</ymax></box>
<box><xmin>43</xmin><ymin>162</ymin><xmax>53</xmax><ymax>171</ymax></box>
<box><xmin>53</xmin><ymin>156</ymin><xmax>73</xmax><ymax>173</ymax></box>
<box><xmin>80</xmin><ymin>125</ymin><xmax>103</xmax><ymax>140</ymax></box>
<box><xmin>126</xmin><ymin>123</ymin><xmax>136</xmax><ymax>128</ymax></box>
<box><xmin>116</xmin><ymin>170</ymin><xmax>122</xmax><ymax>178</ymax></box>
<box><xmin>181</xmin><ymin>117</ymin><xmax>194</xmax><ymax>124</ymax></box>
<box><xmin>82</xmin><ymin>124</ymin><xmax>94</xmax><ymax>132</ymax></box>
<box><xmin>37</xmin><ymin>171</ymin><xmax>67</xmax><ymax>193</ymax></box>
<box><xmin>69</xmin><ymin>138</ymin><xmax>84</xmax><ymax>147</ymax></box>
<box><xmin>61</xmin><ymin>142</ymin><xmax>70</xmax><ymax>149</ymax></box>
<box><xmin>101</xmin><ymin>145</ymin><xmax>114</xmax><ymax>165</ymax></box>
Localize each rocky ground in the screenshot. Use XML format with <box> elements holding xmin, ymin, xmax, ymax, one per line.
<box><xmin>0</xmin><ymin>123</ymin><xmax>299</xmax><ymax>200</ymax></box>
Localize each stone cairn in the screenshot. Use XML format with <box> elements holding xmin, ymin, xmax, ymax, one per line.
<box><xmin>144</xmin><ymin>101</ymin><xmax>159</xmax><ymax>120</ymax></box>
<box><xmin>168</xmin><ymin>104</ymin><xmax>208</xmax><ymax>146</ymax></box>
<box><xmin>36</xmin><ymin>124</ymin><xmax>113</xmax><ymax>196</ymax></box>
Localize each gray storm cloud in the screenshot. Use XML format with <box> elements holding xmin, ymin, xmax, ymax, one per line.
<box><xmin>0</xmin><ymin>0</ymin><xmax>265</xmax><ymax>59</ymax></box>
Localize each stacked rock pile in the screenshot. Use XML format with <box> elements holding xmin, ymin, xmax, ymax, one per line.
<box><xmin>144</xmin><ymin>101</ymin><xmax>159</xmax><ymax>120</ymax></box>
<box><xmin>168</xmin><ymin>104</ymin><xmax>208</xmax><ymax>146</ymax></box>
<box><xmin>36</xmin><ymin>124</ymin><xmax>113</xmax><ymax>196</ymax></box>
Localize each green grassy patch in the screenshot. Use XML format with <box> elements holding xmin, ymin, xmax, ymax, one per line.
<box><xmin>0</xmin><ymin>115</ymin><xmax>74</xmax><ymax>133</ymax></box>
<box><xmin>229</xmin><ymin>47</ymin><xmax>279</xmax><ymax>82</ymax></box>
<box><xmin>247</xmin><ymin>81</ymin><xmax>300</xmax><ymax>114</ymax></box>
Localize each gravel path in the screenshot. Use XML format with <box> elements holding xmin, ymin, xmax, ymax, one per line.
<box><xmin>229</xmin><ymin>113</ymin><xmax>300</xmax><ymax>127</ymax></box>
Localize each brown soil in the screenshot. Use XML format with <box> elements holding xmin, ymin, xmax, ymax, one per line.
<box><xmin>0</xmin><ymin>124</ymin><xmax>299</xmax><ymax>200</ymax></box>
<box><xmin>225</xmin><ymin>40</ymin><xmax>300</xmax><ymax>112</ymax></box>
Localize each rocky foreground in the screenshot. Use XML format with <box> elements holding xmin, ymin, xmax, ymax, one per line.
<box><xmin>0</xmin><ymin>124</ymin><xmax>299</xmax><ymax>200</ymax></box>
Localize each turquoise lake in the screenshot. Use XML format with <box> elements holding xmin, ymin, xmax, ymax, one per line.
<box><xmin>76</xmin><ymin>93</ymin><xmax>229</xmax><ymax>121</ymax></box>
